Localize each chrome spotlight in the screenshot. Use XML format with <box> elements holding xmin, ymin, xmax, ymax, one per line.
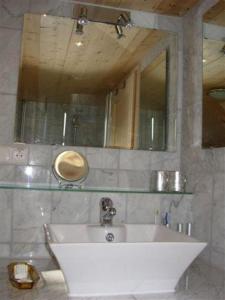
<box><xmin>76</xmin><ymin>22</ymin><xmax>83</xmax><ymax>35</ymax></box>
<box><xmin>78</xmin><ymin>7</ymin><xmax>89</xmax><ymax>25</ymax></box>
<box><xmin>115</xmin><ymin>24</ymin><xmax>124</xmax><ymax>39</ymax></box>
<box><xmin>118</xmin><ymin>13</ymin><xmax>133</xmax><ymax>28</ymax></box>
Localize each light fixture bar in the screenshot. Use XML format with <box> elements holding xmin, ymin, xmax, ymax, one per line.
<box><xmin>76</xmin><ymin>22</ymin><xmax>84</xmax><ymax>35</ymax></box>
<box><xmin>115</xmin><ymin>24</ymin><xmax>124</xmax><ymax>39</ymax></box>
<box><xmin>78</xmin><ymin>7</ymin><xmax>89</xmax><ymax>25</ymax></box>
<box><xmin>118</xmin><ymin>13</ymin><xmax>133</xmax><ymax>28</ymax></box>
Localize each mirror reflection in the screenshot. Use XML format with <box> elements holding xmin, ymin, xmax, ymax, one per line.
<box><xmin>140</xmin><ymin>50</ymin><xmax>167</xmax><ymax>150</ymax></box>
<box><xmin>15</xmin><ymin>13</ymin><xmax>176</xmax><ymax>150</ymax></box>
<box><xmin>202</xmin><ymin>1</ymin><xmax>225</xmax><ymax>148</ymax></box>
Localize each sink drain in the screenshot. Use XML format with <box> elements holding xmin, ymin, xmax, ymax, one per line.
<box><xmin>105</xmin><ymin>233</ymin><xmax>114</xmax><ymax>242</ymax></box>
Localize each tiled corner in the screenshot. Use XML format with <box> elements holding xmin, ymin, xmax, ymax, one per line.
<box><xmin>51</xmin><ymin>191</ymin><xmax>89</xmax><ymax>224</ymax></box>
<box><xmin>118</xmin><ymin>170</ymin><xmax>150</xmax><ymax>190</ymax></box>
<box><xmin>0</xmin><ymin>0</ymin><xmax>29</xmax><ymax>29</ymax></box>
<box><xmin>192</xmin><ymin>192</ymin><xmax>213</xmax><ymax>244</ymax></box>
<box><xmin>13</xmin><ymin>191</ymin><xmax>51</xmax><ymax>243</ymax></box>
<box><xmin>210</xmin><ymin>248</ymin><xmax>225</xmax><ymax>272</ymax></box>
<box><xmin>0</xmin><ymin>94</ymin><xmax>17</xmax><ymax>144</ymax></box>
<box><xmin>86</xmin><ymin>148</ymin><xmax>119</xmax><ymax>169</ymax></box>
<box><xmin>211</xmin><ymin>174</ymin><xmax>225</xmax><ymax>253</ymax></box>
<box><xmin>0</xmin><ymin>165</ymin><xmax>16</xmax><ymax>183</ymax></box>
<box><xmin>29</xmin><ymin>0</ymin><xmax>73</xmax><ymax>18</ymax></box>
<box><xmin>15</xmin><ymin>165</ymin><xmax>51</xmax><ymax>184</ymax></box>
<box><xmin>126</xmin><ymin>194</ymin><xmax>160</xmax><ymax>224</ymax></box>
<box><xmin>150</xmin><ymin>152</ymin><xmax>180</xmax><ymax>171</ymax></box>
<box><xmin>11</xmin><ymin>243</ymin><xmax>51</xmax><ymax>258</ymax></box>
<box><xmin>0</xmin><ymin>28</ymin><xmax>21</xmax><ymax>94</ymax></box>
<box><xmin>29</xmin><ymin>144</ymin><xmax>52</xmax><ymax>167</ymax></box>
<box><xmin>0</xmin><ymin>146</ymin><xmax>11</xmax><ymax>163</ymax></box>
<box><xmin>85</xmin><ymin>168</ymin><xmax>118</xmax><ymax>188</ymax></box>
<box><xmin>52</xmin><ymin>145</ymin><xmax>86</xmax><ymax>160</ymax></box>
<box><xmin>0</xmin><ymin>244</ymin><xmax>10</xmax><ymax>257</ymax></box>
<box><xmin>119</xmin><ymin>150</ymin><xmax>150</xmax><ymax>170</ymax></box>
<box><xmin>0</xmin><ymin>190</ymin><xmax>12</xmax><ymax>242</ymax></box>
<box><xmin>212</xmin><ymin>148</ymin><xmax>225</xmax><ymax>173</ymax></box>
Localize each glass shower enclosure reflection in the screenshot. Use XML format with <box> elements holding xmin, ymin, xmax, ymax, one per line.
<box><xmin>139</xmin><ymin>50</ymin><xmax>167</xmax><ymax>150</ymax></box>
<box><xmin>15</xmin><ymin>49</ymin><xmax>168</xmax><ymax>149</ymax></box>
<box><xmin>16</xmin><ymin>94</ymin><xmax>106</xmax><ymax>147</ymax></box>
<box><xmin>15</xmin><ymin>13</ymin><xmax>175</xmax><ymax>150</ymax></box>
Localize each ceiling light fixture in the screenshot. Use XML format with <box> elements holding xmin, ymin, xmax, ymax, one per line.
<box><xmin>78</xmin><ymin>7</ymin><xmax>89</xmax><ymax>25</ymax></box>
<box><xmin>202</xmin><ymin>59</ymin><xmax>207</xmax><ymax>63</ymax></box>
<box><xmin>118</xmin><ymin>13</ymin><xmax>134</xmax><ymax>28</ymax></box>
<box><xmin>209</xmin><ymin>88</ymin><xmax>225</xmax><ymax>100</ymax></box>
<box><xmin>115</xmin><ymin>24</ymin><xmax>124</xmax><ymax>39</ymax></box>
<box><xmin>75</xmin><ymin>41</ymin><xmax>83</xmax><ymax>47</ymax></box>
<box><xmin>76</xmin><ymin>22</ymin><xmax>84</xmax><ymax>35</ymax></box>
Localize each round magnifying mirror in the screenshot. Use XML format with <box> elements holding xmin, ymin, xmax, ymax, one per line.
<box><xmin>53</xmin><ymin>151</ymin><xmax>89</xmax><ymax>184</ymax></box>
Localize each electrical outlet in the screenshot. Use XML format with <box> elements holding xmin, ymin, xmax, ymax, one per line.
<box><xmin>10</xmin><ymin>146</ymin><xmax>28</xmax><ymax>164</ymax></box>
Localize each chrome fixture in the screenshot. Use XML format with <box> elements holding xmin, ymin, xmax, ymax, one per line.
<box><xmin>115</xmin><ymin>24</ymin><xmax>124</xmax><ymax>39</ymax></box>
<box><xmin>76</xmin><ymin>22</ymin><xmax>84</xmax><ymax>35</ymax></box>
<box><xmin>72</xmin><ymin>114</ymin><xmax>80</xmax><ymax>145</ymax></box>
<box><xmin>78</xmin><ymin>7</ymin><xmax>89</xmax><ymax>25</ymax></box>
<box><xmin>72</xmin><ymin>114</ymin><xmax>80</xmax><ymax>129</ymax></box>
<box><xmin>118</xmin><ymin>13</ymin><xmax>133</xmax><ymax>28</ymax></box>
<box><xmin>209</xmin><ymin>88</ymin><xmax>225</xmax><ymax>100</ymax></box>
<box><xmin>114</xmin><ymin>13</ymin><xmax>133</xmax><ymax>39</ymax></box>
<box><xmin>62</xmin><ymin>111</ymin><xmax>67</xmax><ymax>146</ymax></box>
<box><xmin>105</xmin><ymin>232</ymin><xmax>114</xmax><ymax>242</ymax></box>
<box><xmin>100</xmin><ymin>198</ymin><xmax>116</xmax><ymax>226</ymax></box>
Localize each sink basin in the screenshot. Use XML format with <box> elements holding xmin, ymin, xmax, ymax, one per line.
<box><xmin>44</xmin><ymin>224</ymin><xmax>206</xmax><ymax>297</ymax></box>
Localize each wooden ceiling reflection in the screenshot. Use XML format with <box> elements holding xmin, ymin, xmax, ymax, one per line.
<box><xmin>80</xmin><ymin>0</ymin><xmax>201</xmax><ymax>16</ymax></box>
<box><xmin>203</xmin><ymin>39</ymin><xmax>225</xmax><ymax>92</ymax></box>
<box><xmin>202</xmin><ymin>38</ymin><xmax>225</xmax><ymax>148</ymax></box>
<box><xmin>19</xmin><ymin>13</ymin><xmax>167</xmax><ymax>103</ymax></box>
<box><xmin>141</xmin><ymin>51</ymin><xmax>166</xmax><ymax>111</ymax></box>
<box><xmin>204</xmin><ymin>0</ymin><xmax>225</xmax><ymax>26</ymax></box>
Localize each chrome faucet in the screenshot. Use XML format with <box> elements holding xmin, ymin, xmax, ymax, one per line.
<box><xmin>100</xmin><ymin>198</ymin><xmax>116</xmax><ymax>226</ymax></box>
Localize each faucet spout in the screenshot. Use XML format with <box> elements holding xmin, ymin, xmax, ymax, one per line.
<box><xmin>100</xmin><ymin>198</ymin><xmax>116</xmax><ymax>226</ymax></box>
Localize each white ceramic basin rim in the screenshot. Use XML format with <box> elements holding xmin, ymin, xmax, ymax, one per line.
<box><xmin>45</xmin><ymin>224</ymin><xmax>206</xmax><ymax>297</ymax></box>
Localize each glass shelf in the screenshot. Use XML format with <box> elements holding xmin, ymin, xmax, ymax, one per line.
<box><xmin>0</xmin><ymin>183</ymin><xmax>192</xmax><ymax>195</ymax></box>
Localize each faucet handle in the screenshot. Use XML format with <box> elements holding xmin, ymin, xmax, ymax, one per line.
<box><xmin>100</xmin><ymin>197</ymin><xmax>113</xmax><ymax>210</ymax></box>
<box><xmin>108</xmin><ymin>207</ymin><xmax>116</xmax><ymax>216</ymax></box>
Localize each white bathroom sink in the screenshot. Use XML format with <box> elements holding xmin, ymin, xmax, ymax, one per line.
<box><xmin>45</xmin><ymin>224</ymin><xmax>206</xmax><ymax>297</ymax></box>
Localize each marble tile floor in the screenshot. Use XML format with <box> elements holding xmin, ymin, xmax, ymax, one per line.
<box><xmin>0</xmin><ymin>259</ymin><xmax>224</xmax><ymax>300</ymax></box>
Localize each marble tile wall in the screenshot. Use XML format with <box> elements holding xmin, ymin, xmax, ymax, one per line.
<box><xmin>0</xmin><ymin>144</ymin><xmax>192</xmax><ymax>259</ymax></box>
<box><xmin>180</xmin><ymin>0</ymin><xmax>225</xmax><ymax>270</ymax></box>
<box><xmin>0</xmin><ymin>0</ymin><xmax>192</xmax><ymax>261</ymax></box>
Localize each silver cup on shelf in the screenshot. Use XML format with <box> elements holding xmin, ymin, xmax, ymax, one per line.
<box><xmin>167</xmin><ymin>171</ymin><xmax>187</xmax><ymax>192</ymax></box>
<box><xmin>150</xmin><ymin>171</ymin><xmax>169</xmax><ymax>192</ymax></box>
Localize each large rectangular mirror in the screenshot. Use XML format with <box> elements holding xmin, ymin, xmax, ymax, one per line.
<box><xmin>15</xmin><ymin>11</ymin><xmax>177</xmax><ymax>151</ymax></box>
<box><xmin>202</xmin><ymin>1</ymin><xmax>225</xmax><ymax>148</ymax></box>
